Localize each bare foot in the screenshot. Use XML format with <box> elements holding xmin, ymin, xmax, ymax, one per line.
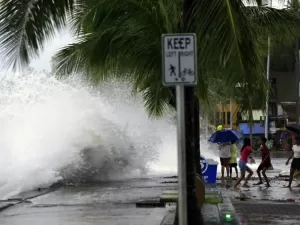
<box><xmin>242</xmin><ymin>183</ymin><xmax>250</xmax><ymax>188</ymax></box>
<box><xmin>232</xmin><ymin>185</ymin><xmax>239</xmax><ymax>190</ymax></box>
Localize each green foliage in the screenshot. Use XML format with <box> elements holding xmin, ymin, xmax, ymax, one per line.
<box><xmin>0</xmin><ymin>0</ymin><xmax>74</xmax><ymax>69</ymax></box>
<box><xmin>2</xmin><ymin>0</ymin><xmax>300</xmax><ymax>118</ymax></box>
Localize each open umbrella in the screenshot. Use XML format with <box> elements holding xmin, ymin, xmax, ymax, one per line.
<box><xmin>208</xmin><ymin>129</ymin><xmax>243</xmax><ymax>143</ymax></box>
<box><xmin>286</xmin><ymin>124</ymin><xmax>300</xmax><ymax>135</ymax></box>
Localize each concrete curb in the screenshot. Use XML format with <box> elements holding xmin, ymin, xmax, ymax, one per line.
<box><xmin>136</xmin><ymin>198</ymin><xmax>166</xmax><ymax>208</ymax></box>
<box><xmin>0</xmin><ymin>200</ymin><xmax>20</xmax><ymax>212</ymax></box>
<box><xmin>0</xmin><ymin>184</ymin><xmax>62</xmax><ymax>213</ymax></box>
<box><xmin>217</xmin><ymin>192</ymin><xmax>240</xmax><ymax>225</ymax></box>
<box><xmin>160</xmin><ymin>207</ymin><xmax>176</xmax><ymax>225</ymax></box>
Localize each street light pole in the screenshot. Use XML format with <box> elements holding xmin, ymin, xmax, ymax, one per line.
<box><xmin>264</xmin><ymin>36</ymin><xmax>270</xmax><ymax>138</ymax></box>
<box><xmin>264</xmin><ymin>0</ymin><xmax>272</xmax><ymax>139</ymax></box>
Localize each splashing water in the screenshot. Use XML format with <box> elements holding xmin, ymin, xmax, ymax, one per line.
<box><xmin>0</xmin><ymin>71</ymin><xmax>178</xmax><ymax>198</ymax></box>
<box><xmin>0</xmin><ymin>71</ymin><xmax>218</xmax><ymax>199</ymax></box>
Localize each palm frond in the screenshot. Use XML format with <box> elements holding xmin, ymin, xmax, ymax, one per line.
<box><xmin>248</xmin><ymin>7</ymin><xmax>300</xmax><ymax>44</ymax></box>
<box><xmin>52</xmin><ymin>0</ymin><xmax>300</xmax><ymax>117</ymax></box>
<box><xmin>0</xmin><ymin>0</ymin><xmax>74</xmax><ymax>69</ymax></box>
<box><xmin>53</xmin><ymin>0</ymin><xmax>181</xmax><ymax>116</ymax></box>
<box><xmin>192</xmin><ymin>0</ymin><xmax>268</xmax><ymax>109</ymax></box>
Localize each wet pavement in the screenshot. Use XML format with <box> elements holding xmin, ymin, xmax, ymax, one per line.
<box><xmin>0</xmin><ymin>157</ymin><xmax>299</xmax><ymax>225</ymax></box>
<box><xmin>229</xmin><ymin>180</ymin><xmax>300</xmax><ymax>225</ymax></box>
<box><xmin>218</xmin><ymin>158</ymin><xmax>300</xmax><ymax>225</ymax></box>
<box><xmin>0</xmin><ymin>177</ymin><xmax>177</xmax><ymax>225</ymax></box>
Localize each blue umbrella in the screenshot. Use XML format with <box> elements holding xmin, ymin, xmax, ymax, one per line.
<box><xmin>208</xmin><ymin>129</ymin><xmax>243</xmax><ymax>143</ymax></box>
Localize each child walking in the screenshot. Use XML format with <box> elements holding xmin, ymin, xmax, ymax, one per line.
<box><xmin>234</xmin><ymin>137</ymin><xmax>254</xmax><ymax>188</ymax></box>
<box><xmin>230</xmin><ymin>140</ymin><xmax>238</xmax><ymax>179</ymax></box>
<box><xmin>254</xmin><ymin>137</ymin><xmax>271</xmax><ymax>187</ymax></box>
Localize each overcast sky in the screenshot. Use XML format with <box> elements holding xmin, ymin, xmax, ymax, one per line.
<box><xmin>27</xmin><ymin>0</ymin><xmax>287</xmax><ymax>72</ymax></box>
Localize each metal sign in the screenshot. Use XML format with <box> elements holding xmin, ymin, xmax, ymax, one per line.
<box><xmin>162</xmin><ymin>33</ymin><xmax>197</xmax><ymax>86</ymax></box>
<box><xmin>200</xmin><ymin>155</ymin><xmax>208</xmax><ymax>174</ymax></box>
<box><xmin>161</xmin><ymin>33</ymin><xmax>198</xmax><ymax>225</ymax></box>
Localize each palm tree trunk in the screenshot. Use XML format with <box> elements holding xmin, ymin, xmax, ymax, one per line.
<box><xmin>249</xmin><ymin>98</ymin><xmax>253</xmax><ymax>141</ymax></box>
<box><xmin>222</xmin><ymin>103</ymin><xmax>225</xmax><ymax>126</ymax></box>
<box><xmin>295</xmin><ymin>38</ymin><xmax>300</xmax><ymax>124</ymax></box>
<box><xmin>174</xmin><ymin>0</ymin><xmax>204</xmax><ymax>225</ymax></box>
<box><xmin>174</xmin><ymin>88</ymin><xmax>203</xmax><ymax>225</ymax></box>
<box><xmin>194</xmin><ymin>99</ymin><xmax>201</xmax><ymax>175</ymax></box>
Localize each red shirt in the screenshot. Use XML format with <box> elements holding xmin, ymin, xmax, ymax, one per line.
<box><xmin>240</xmin><ymin>146</ymin><xmax>252</xmax><ymax>163</ymax></box>
<box><xmin>261</xmin><ymin>144</ymin><xmax>271</xmax><ymax>164</ymax></box>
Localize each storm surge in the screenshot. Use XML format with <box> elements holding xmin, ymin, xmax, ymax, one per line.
<box><xmin>0</xmin><ymin>72</ymin><xmax>177</xmax><ymax>199</ymax></box>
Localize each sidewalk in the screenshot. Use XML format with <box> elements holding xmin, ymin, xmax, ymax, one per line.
<box><xmin>159</xmin><ymin>183</ymin><xmax>238</xmax><ymax>225</ymax></box>
<box><xmin>0</xmin><ymin>177</ymin><xmax>176</xmax><ymax>225</ymax></box>
<box><xmin>3</xmin><ymin>175</ymin><xmax>298</xmax><ymax>225</ymax></box>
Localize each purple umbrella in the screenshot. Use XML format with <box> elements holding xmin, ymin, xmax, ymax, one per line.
<box><xmin>208</xmin><ymin>129</ymin><xmax>243</xmax><ymax>143</ymax></box>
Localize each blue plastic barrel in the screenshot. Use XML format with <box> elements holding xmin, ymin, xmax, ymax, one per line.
<box><xmin>202</xmin><ymin>159</ymin><xmax>219</xmax><ymax>184</ymax></box>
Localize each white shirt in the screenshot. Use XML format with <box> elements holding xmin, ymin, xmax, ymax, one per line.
<box><xmin>219</xmin><ymin>144</ymin><xmax>231</xmax><ymax>158</ymax></box>
<box><xmin>293</xmin><ymin>145</ymin><xmax>300</xmax><ymax>158</ymax></box>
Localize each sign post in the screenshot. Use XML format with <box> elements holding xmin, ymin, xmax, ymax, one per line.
<box><xmin>162</xmin><ymin>33</ymin><xmax>197</xmax><ymax>225</ymax></box>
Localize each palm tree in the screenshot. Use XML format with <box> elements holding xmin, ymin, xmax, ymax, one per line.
<box><xmin>2</xmin><ymin>1</ymin><xmax>300</xmax><ymax>225</ymax></box>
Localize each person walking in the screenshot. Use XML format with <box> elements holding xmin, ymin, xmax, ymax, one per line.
<box><xmin>234</xmin><ymin>137</ymin><xmax>254</xmax><ymax>188</ymax></box>
<box><xmin>219</xmin><ymin>142</ymin><xmax>231</xmax><ymax>178</ymax></box>
<box><xmin>254</xmin><ymin>137</ymin><xmax>271</xmax><ymax>187</ymax></box>
<box><xmin>285</xmin><ymin>135</ymin><xmax>300</xmax><ymax>188</ymax></box>
<box><xmin>229</xmin><ymin>140</ymin><xmax>238</xmax><ymax>179</ymax></box>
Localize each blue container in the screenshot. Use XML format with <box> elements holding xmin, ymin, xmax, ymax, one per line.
<box><xmin>202</xmin><ymin>159</ymin><xmax>218</xmax><ymax>184</ymax></box>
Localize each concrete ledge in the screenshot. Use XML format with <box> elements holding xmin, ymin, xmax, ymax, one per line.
<box><xmin>160</xmin><ymin>190</ymin><xmax>223</xmax><ymax>204</ymax></box>
<box><xmin>136</xmin><ymin>199</ymin><xmax>165</xmax><ymax>208</ymax></box>
<box><xmin>8</xmin><ymin>188</ymin><xmax>53</xmax><ymax>201</ymax></box>
<box><xmin>0</xmin><ymin>185</ymin><xmax>62</xmax><ymax>213</ymax></box>
<box><xmin>161</xmin><ymin>203</ymin><xmax>223</xmax><ymax>225</ymax></box>
<box><xmin>0</xmin><ymin>200</ymin><xmax>20</xmax><ymax>211</ymax></box>
<box><xmin>218</xmin><ymin>192</ymin><xmax>240</xmax><ymax>225</ymax></box>
<box><xmin>160</xmin><ymin>208</ymin><xmax>176</xmax><ymax>225</ymax></box>
<box><xmin>202</xmin><ymin>203</ymin><xmax>220</xmax><ymax>225</ymax></box>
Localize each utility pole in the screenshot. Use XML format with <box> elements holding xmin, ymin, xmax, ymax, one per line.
<box><xmin>264</xmin><ymin>0</ymin><xmax>272</xmax><ymax>138</ymax></box>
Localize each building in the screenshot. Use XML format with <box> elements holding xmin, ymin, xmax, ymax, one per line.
<box><xmin>214</xmin><ymin>41</ymin><xmax>297</xmax><ymax>133</ymax></box>
<box><xmin>215</xmin><ymin>101</ymin><xmax>240</xmax><ymax>130</ymax></box>
<box><xmin>215</xmin><ymin>102</ymin><xmax>268</xmax><ymax>135</ymax></box>
<box><xmin>269</xmin><ymin>41</ymin><xmax>297</xmax><ymax>124</ymax></box>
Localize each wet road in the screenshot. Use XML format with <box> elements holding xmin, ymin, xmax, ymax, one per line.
<box><xmin>229</xmin><ymin>180</ymin><xmax>300</xmax><ymax>225</ymax></box>
<box><xmin>0</xmin><ymin>157</ymin><xmax>299</xmax><ymax>225</ymax></box>
<box><xmin>0</xmin><ymin>177</ymin><xmax>177</xmax><ymax>225</ymax></box>
<box><xmin>224</xmin><ymin>157</ymin><xmax>300</xmax><ymax>225</ymax></box>
<box><xmin>216</xmin><ymin>157</ymin><xmax>300</xmax><ymax>225</ymax></box>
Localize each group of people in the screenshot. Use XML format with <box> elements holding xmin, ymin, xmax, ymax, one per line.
<box><xmin>218</xmin><ymin>135</ymin><xmax>300</xmax><ymax>188</ymax></box>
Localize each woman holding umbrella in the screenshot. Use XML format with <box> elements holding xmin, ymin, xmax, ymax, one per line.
<box><xmin>208</xmin><ymin>129</ymin><xmax>243</xmax><ymax>179</ymax></box>
<box><xmin>219</xmin><ymin>142</ymin><xmax>231</xmax><ymax>178</ymax></box>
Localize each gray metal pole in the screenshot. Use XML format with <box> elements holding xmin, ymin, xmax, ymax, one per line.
<box><xmin>264</xmin><ymin>36</ymin><xmax>270</xmax><ymax>138</ymax></box>
<box><xmin>264</xmin><ymin>0</ymin><xmax>272</xmax><ymax>138</ymax></box>
<box><xmin>176</xmin><ymin>84</ymin><xmax>187</xmax><ymax>225</ymax></box>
